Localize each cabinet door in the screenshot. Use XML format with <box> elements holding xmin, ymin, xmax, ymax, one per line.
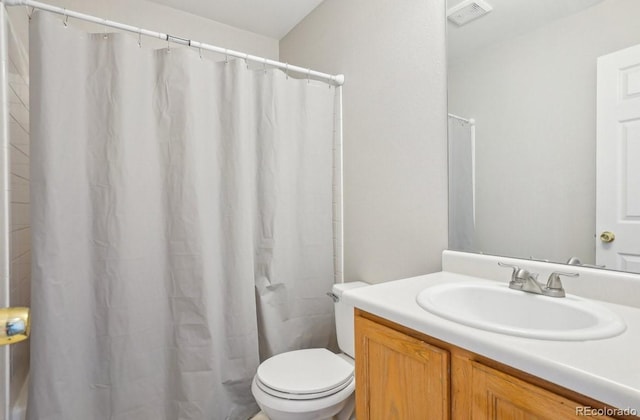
<box><xmin>470</xmin><ymin>362</ymin><xmax>615</xmax><ymax>420</ymax></box>
<box><xmin>355</xmin><ymin>315</ymin><xmax>450</xmax><ymax>420</ymax></box>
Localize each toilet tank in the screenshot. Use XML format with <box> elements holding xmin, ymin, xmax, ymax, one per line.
<box><xmin>332</xmin><ymin>281</ymin><xmax>369</xmax><ymax>358</ymax></box>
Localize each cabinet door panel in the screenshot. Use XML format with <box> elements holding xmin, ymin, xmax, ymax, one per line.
<box><xmin>470</xmin><ymin>362</ymin><xmax>615</xmax><ymax>420</ymax></box>
<box><xmin>355</xmin><ymin>315</ymin><xmax>449</xmax><ymax>420</ymax></box>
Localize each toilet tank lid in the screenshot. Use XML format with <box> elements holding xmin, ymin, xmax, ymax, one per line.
<box><xmin>332</xmin><ymin>281</ymin><xmax>369</xmax><ymax>297</ymax></box>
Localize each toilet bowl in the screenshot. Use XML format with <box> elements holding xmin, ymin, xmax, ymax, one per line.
<box><xmin>251</xmin><ymin>349</ymin><xmax>355</xmax><ymax>420</ymax></box>
<box><xmin>251</xmin><ymin>282</ymin><xmax>368</xmax><ymax>420</ymax></box>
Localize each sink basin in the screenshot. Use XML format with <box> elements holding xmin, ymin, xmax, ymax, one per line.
<box><xmin>416</xmin><ymin>282</ymin><xmax>626</xmax><ymax>341</ymax></box>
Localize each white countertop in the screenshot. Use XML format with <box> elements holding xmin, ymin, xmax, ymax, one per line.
<box><xmin>342</xmin><ymin>271</ymin><xmax>640</xmax><ymax>411</ymax></box>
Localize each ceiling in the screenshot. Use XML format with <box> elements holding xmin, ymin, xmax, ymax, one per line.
<box><xmin>146</xmin><ymin>0</ymin><xmax>324</xmax><ymax>39</ymax></box>
<box><xmin>146</xmin><ymin>0</ymin><xmax>605</xmax><ymax>53</ymax></box>
<box><xmin>447</xmin><ymin>0</ymin><xmax>604</xmax><ymax>62</ymax></box>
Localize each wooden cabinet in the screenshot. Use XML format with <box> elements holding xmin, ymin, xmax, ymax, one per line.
<box><xmin>355</xmin><ymin>314</ymin><xmax>450</xmax><ymax>419</ymax></box>
<box><xmin>355</xmin><ymin>310</ymin><xmax>632</xmax><ymax>420</ymax></box>
<box><xmin>463</xmin><ymin>361</ymin><xmax>614</xmax><ymax>419</ymax></box>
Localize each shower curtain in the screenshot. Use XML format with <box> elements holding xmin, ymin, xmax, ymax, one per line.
<box><xmin>28</xmin><ymin>12</ymin><xmax>337</xmax><ymax>420</ymax></box>
<box><xmin>448</xmin><ymin>116</ymin><xmax>475</xmax><ymax>252</ymax></box>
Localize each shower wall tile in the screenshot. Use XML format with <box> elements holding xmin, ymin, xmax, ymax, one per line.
<box><xmin>9</xmin><ymin>174</ymin><xmax>28</xmax><ymax>203</ymax></box>
<box><xmin>9</xmin><ymin>106</ymin><xmax>28</xmax><ymax>133</ymax></box>
<box><xmin>9</xmin><ymin>120</ymin><xmax>28</xmax><ymax>148</ymax></box>
<box><xmin>10</xmin><ymin>227</ymin><xmax>29</xmax><ymax>258</ymax></box>
<box><xmin>10</xmin><ymin>203</ymin><xmax>29</xmax><ymax>230</ymax></box>
<box><xmin>8</xmin><ymin>161</ymin><xmax>28</xmax><ymax>181</ymax></box>
<box><xmin>9</xmin><ymin>76</ymin><xmax>29</xmax><ymax>107</ymax></box>
<box><xmin>7</xmin><ymin>35</ymin><xmax>30</xmax><ymax>408</ymax></box>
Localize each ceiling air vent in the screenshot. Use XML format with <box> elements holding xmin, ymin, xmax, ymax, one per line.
<box><xmin>447</xmin><ymin>0</ymin><xmax>493</xmax><ymax>26</ymax></box>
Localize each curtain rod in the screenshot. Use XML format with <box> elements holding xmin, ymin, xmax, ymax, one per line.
<box><xmin>448</xmin><ymin>113</ymin><xmax>475</xmax><ymax>125</ymax></box>
<box><xmin>3</xmin><ymin>0</ymin><xmax>345</xmax><ymax>86</ymax></box>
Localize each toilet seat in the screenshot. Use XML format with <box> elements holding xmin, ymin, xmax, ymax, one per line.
<box><xmin>255</xmin><ymin>375</ymin><xmax>354</xmax><ymax>400</ymax></box>
<box><xmin>255</xmin><ymin>349</ymin><xmax>354</xmax><ymax>400</ymax></box>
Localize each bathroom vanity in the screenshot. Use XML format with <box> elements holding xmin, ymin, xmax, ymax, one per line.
<box><xmin>355</xmin><ymin>310</ymin><xmax>629</xmax><ymax>419</ymax></box>
<box><xmin>343</xmin><ymin>251</ymin><xmax>640</xmax><ymax>419</ymax></box>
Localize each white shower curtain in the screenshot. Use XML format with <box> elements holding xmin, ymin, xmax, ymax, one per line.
<box><xmin>448</xmin><ymin>116</ymin><xmax>475</xmax><ymax>252</ymax></box>
<box><xmin>28</xmin><ymin>12</ymin><xmax>337</xmax><ymax>420</ymax></box>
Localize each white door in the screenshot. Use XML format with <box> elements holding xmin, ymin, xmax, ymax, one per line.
<box><xmin>596</xmin><ymin>44</ymin><xmax>640</xmax><ymax>273</ymax></box>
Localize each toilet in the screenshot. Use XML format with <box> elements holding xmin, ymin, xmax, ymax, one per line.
<box><xmin>251</xmin><ymin>281</ymin><xmax>368</xmax><ymax>420</ymax></box>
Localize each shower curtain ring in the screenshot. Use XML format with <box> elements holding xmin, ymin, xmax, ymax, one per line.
<box><xmin>245</xmin><ymin>54</ymin><xmax>250</xmax><ymax>69</ymax></box>
<box><xmin>285</xmin><ymin>63</ymin><xmax>289</xmax><ymax>80</ymax></box>
<box><xmin>26</xmin><ymin>6</ymin><xmax>34</xmax><ymax>21</ymax></box>
<box><xmin>263</xmin><ymin>58</ymin><xmax>267</xmax><ymax>74</ymax></box>
<box><xmin>224</xmin><ymin>49</ymin><xmax>229</xmax><ymax>64</ymax></box>
<box><xmin>63</xmin><ymin>10</ymin><xmax>69</xmax><ymax>27</ymax></box>
<box><xmin>166</xmin><ymin>36</ymin><xmax>171</xmax><ymax>53</ymax></box>
<box><xmin>137</xmin><ymin>30</ymin><xmax>142</xmax><ymax>48</ymax></box>
<box><xmin>199</xmin><ymin>47</ymin><xmax>203</xmax><ymax>59</ymax></box>
<box><xmin>307</xmin><ymin>68</ymin><xmax>311</xmax><ymax>84</ymax></box>
<box><xmin>103</xmin><ymin>19</ymin><xmax>108</xmax><ymax>39</ymax></box>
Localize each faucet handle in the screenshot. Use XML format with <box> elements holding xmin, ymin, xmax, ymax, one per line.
<box><xmin>498</xmin><ymin>262</ymin><xmax>536</xmax><ymax>284</ymax></box>
<box><xmin>544</xmin><ymin>271</ymin><xmax>579</xmax><ymax>297</ymax></box>
<box><xmin>498</xmin><ymin>262</ymin><xmax>519</xmax><ymax>281</ymax></box>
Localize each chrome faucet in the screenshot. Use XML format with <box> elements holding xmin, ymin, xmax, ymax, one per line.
<box><xmin>498</xmin><ymin>262</ymin><xmax>579</xmax><ymax>298</ymax></box>
<box><xmin>566</xmin><ymin>256</ymin><xmax>582</xmax><ymax>265</ymax></box>
<box><xmin>565</xmin><ymin>256</ymin><xmax>605</xmax><ymax>269</ymax></box>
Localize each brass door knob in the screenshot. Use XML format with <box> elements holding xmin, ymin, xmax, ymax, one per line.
<box><xmin>0</xmin><ymin>307</ymin><xmax>30</xmax><ymax>346</ymax></box>
<box><xmin>600</xmin><ymin>231</ymin><xmax>615</xmax><ymax>243</ymax></box>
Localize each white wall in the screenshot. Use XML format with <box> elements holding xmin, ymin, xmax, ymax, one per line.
<box><xmin>6</xmin><ymin>0</ymin><xmax>279</xmax><ymax>59</ymax></box>
<box><xmin>280</xmin><ymin>0</ymin><xmax>449</xmax><ymax>284</ymax></box>
<box><xmin>448</xmin><ymin>0</ymin><xmax>640</xmax><ymax>264</ymax></box>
